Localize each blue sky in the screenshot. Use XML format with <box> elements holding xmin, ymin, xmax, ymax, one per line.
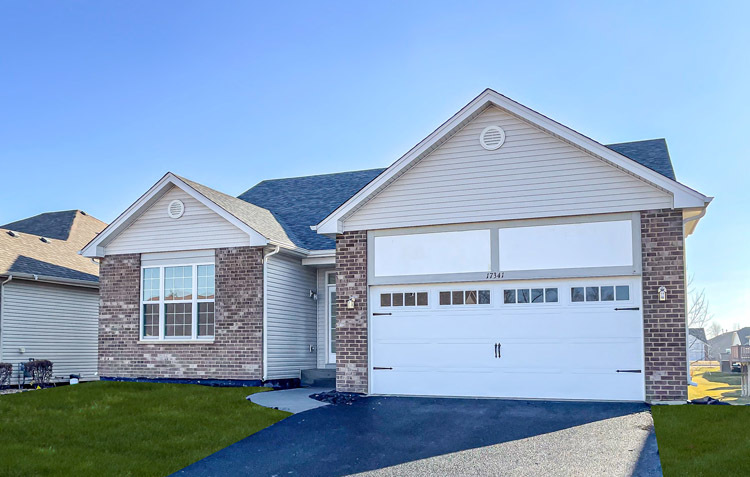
<box><xmin>1</xmin><ymin>2</ymin><xmax>747</xmax><ymax>330</ymax></box>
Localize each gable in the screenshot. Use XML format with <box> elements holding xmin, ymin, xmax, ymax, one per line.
<box><xmin>344</xmin><ymin>106</ymin><xmax>673</xmax><ymax>231</ymax></box>
<box><xmin>105</xmin><ymin>185</ymin><xmax>253</xmax><ymax>255</ymax></box>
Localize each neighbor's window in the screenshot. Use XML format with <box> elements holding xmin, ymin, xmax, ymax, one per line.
<box><xmin>141</xmin><ymin>263</ymin><xmax>216</xmax><ymax>340</ymax></box>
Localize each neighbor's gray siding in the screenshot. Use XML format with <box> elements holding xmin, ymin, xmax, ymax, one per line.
<box><xmin>1</xmin><ymin>280</ymin><xmax>98</xmax><ymax>383</ymax></box>
<box><xmin>344</xmin><ymin>106</ymin><xmax>673</xmax><ymax>231</ymax></box>
<box><xmin>106</xmin><ymin>186</ymin><xmax>250</xmax><ymax>255</ymax></box>
<box><xmin>266</xmin><ymin>254</ymin><xmax>317</xmax><ymax>379</ymax></box>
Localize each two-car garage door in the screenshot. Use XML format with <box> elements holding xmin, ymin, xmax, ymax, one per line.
<box><xmin>370</xmin><ymin>278</ymin><xmax>644</xmax><ymax>401</ymax></box>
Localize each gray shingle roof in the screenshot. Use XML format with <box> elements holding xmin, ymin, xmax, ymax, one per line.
<box><xmin>606</xmin><ymin>139</ymin><xmax>676</xmax><ymax>180</ymax></box>
<box><xmin>1</xmin><ymin>210</ymin><xmax>79</xmax><ymax>241</ymax></box>
<box><xmin>237</xmin><ymin>139</ymin><xmax>676</xmax><ymax>250</ymax></box>
<box><xmin>689</xmin><ymin>327</ymin><xmax>708</xmax><ymax>343</ymax></box>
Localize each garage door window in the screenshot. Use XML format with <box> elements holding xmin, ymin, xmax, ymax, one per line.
<box><xmin>571</xmin><ymin>285</ymin><xmax>630</xmax><ymax>302</ymax></box>
<box><xmin>440</xmin><ymin>290</ymin><xmax>491</xmax><ymax>305</ymax></box>
<box><xmin>504</xmin><ymin>288</ymin><xmax>558</xmax><ymax>304</ymax></box>
<box><xmin>380</xmin><ymin>292</ymin><xmax>428</xmax><ymax>307</ymax></box>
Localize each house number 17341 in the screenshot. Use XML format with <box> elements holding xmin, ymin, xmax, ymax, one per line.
<box><xmin>485</xmin><ymin>272</ymin><xmax>504</xmax><ymax>279</ymax></box>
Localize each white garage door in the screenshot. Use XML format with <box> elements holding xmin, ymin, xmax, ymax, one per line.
<box><xmin>370</xmin><ymin>278</ymin><xmax>644</xmax><ymax>401</ymax></box>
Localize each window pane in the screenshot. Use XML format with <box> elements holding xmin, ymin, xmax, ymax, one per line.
<box><xmin>531</xmin><ymin>289</ymin><xmax>544</xmax><ymax>303</ymax></box>
<box><xmin>405</xmin><ymin>292</ymin><xmax>416</xmax><ymax>306</ymax></box>
<box><xmin>198</xmin><ymin>302</ymin><xmax>215</xmax><ymax>337</ymax></box>
<box><xmin>417</xmin><ymin>292</ymin><xmax>428</xmax><ymax>306</ymax></box>
<box><xmin>392</xmin><ymin>293</ymin><xmax>404</xmax><ymax>306</ymax></box>
<box><xmin>329</xmin><ymin>290</ymin><xmax>336</xmax><ymax>354</ymax></box>
<box><xmin>143</xmin><ymin>304</ymin><xmax>159</xmax><ymax>337</ymax></box>
<box><xmin>142</xmin><ymin>268</ymin><xmax>160</xmax><ymax>302</ymax></box>
<box><xmin>616</xmin><ymin>286</ymin><xmax>630</xmax><ymax>301</ymax></box>
<box><xmin>165</xmin><ymin>266</ymin><xmax>193</xmax><ymax>301</ymax></box>
<box><xmin>439</xmin><ymin>291</ymin><xmax>451</xmax><ymax>305</ymax></box>
<box><xmin>586</xmin><ymin>287</ymin><xmax>599</xmax><ymax>302</ymax></box>
<box><xmin>197</xmin><ymin>265</ymin><xmax>215</xmax><ymax>299</ymax></box>
<box><xmin>479</xmin><ymin>290</ymin><xmax>491</xmax><ymax>305</ymax></box>
<box><xmin>517</xmin><ymin>289</ymin><xmax>530</xmax><ymax>304</ymax></box>
<box><xmin>601</xmin><ymin>286</ymin><xmax>615</xmax><ymax>301</ymax></box>
<box><xmin>504</xmin><ymin>290</ymin><xmax>516</xmax><ymax>304</ymax></box>
<box><xmin>327</xmin><ymin>273</ymin><xmax>336</xmax><ymax>285</ymax></box>
<box><xmin>452</xmin><ymin>291</ymin><xmax>464</xmax><ymax>305</ymax></box>
<box><xmin>165</xmin><ymin>303</ymin><xmax>192</xmax><ymax>337</ymax></box>
<box><xmin>380</xmin><ymin>293</ymin><xmax>391</xmax><ymax>307</ymax></box>
<box><xmin>571</xmin><ymin>287</ymin><xmax>584</xmax><ymax>302</ymax></box>
<box><xmin>465</xmin><ymin>290</ymin><xmax>477</xmax><ymax>305</ymax></box>
<box><xmin>545</xmin><ymin>288</ymin><xmax>558</xmax><ymax>303</ymax></box>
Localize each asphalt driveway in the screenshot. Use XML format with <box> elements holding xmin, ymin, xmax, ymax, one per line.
<box><xmin>175</xmin><ymin>397</ymin><xmax>661</xmax><ymax>476</ymax></box>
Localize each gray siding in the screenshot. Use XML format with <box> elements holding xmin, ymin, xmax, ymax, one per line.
<box><xmin>106</xmin><ymin>186</ymin><xmax>250</xmax><ymax>255</ymax></box>
<box><xmin>1</xmin><ymin>280</ymin><xmax>98</xmax><ymax>383</ymax></box>
<box><xmin>345</xmin><ymin>106</ymin><xmax>672</xmax><ymax>231</ymax></box>
<box><xmin>266</xmin><ymin>254</ymin><xmax>317</xmax><ymax>379</ymax></box>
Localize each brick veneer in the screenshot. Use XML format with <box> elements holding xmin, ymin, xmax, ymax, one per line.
<box><xmin>98</xmin><ymin>247</ymin><xmax>264</xmax><ymax>381</ymax></box>
<box><xmin>335</xmin><ymin>231</ymin><xmax>368</xmax><ymax>393</ymax></box>
<box><xmin>641</xmin><ymin>209</ymin><xmax>687</xmax><ymax>402</ymax></box>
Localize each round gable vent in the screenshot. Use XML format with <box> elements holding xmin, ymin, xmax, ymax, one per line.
<box><xmin>479</xmin><ymin>125</ymin><xmax>506</xmax><ymax>150</ymax></box>
<box><xmin>167</xmin><ymin>199</ymin><xmax>185</xmax><ymax>219</ymax></box>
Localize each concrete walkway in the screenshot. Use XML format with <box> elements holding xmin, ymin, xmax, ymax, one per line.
<box><xmin>247</xmin><ymin>387</ymin><xmax>332</xmax><ymax>413</ymax></box>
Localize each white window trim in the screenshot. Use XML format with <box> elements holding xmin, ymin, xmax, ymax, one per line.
<box><xmin>140</xmin><ymin>262</ymin><xmax>215</xmax><ymax>343</ymax></box>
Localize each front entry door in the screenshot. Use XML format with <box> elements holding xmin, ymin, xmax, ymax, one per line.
<box><xmin>327</xmin><ymin>283</ymin><xmax>337</xmax><ymax>363</ymax></box>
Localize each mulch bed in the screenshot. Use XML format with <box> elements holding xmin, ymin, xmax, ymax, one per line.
<box><xmin>309</xmin><ymin>390</ymin><xmax>363</xmax><ymax>405</ymax></box>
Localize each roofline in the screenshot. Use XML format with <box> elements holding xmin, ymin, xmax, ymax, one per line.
<box><xmin>81</xmin><ymin>173</ymin><xmax>269</xmax><ymax>257</ymax></box>
<box><xmin>0</xmin><ymin>272</ymin><xmax>99</xmax><ymax>289</ymax></box>
<box><xmin>315</xmin><ymin>88</ymin><xmax>712</xmax><ymax>234</ymax></box>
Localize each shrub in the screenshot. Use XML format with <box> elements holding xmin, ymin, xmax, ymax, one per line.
<box><xmin>0</xmin><ymin>363</ymin><xmax>11</xmax><ymax>387</ymax></box>
<box><xmin>23</xmin><ymin>360</ymin><xmax>53</xmax><ymax>387</ymax></box>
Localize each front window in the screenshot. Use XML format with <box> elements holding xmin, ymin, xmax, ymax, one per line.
<box><xmin>141</xmin><ymin>263</ymin><xmax>215</xmax><ymax>340</ymax></box>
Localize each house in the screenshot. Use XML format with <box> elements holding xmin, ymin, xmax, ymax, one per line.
<box><xmin>688</xmin><ymin>328</ymin><xmax>709</xmax><ymax>362</ymax></box>
<box><xmin>1</xmin><ymin>210</ymin><xmax>106</xmax><ymax>383</ymax></box>
<box><xmin>708</xmin><ymin>327</ymin><xmax>750</xmax><ymax>360</ymax></box>
<box><xmin>81</xmin><ymin>89</ymin><xmax>711</xmax><ymax>403</ymax></box>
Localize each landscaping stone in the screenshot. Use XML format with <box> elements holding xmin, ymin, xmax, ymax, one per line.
<box><xmin>309</xmin><ymin>390</ymin><xmax>363</xmax><ymax>405</ymax></box>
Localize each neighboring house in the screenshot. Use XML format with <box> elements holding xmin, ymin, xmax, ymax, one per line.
<box><xmin>0</xmin><ymin>210</ymin><xmax>106</xmax><ymax>383</ymax></box>
<box><xmin>688</xmin><ymin>328</ymin><xmax>709</xmax><ymax>362</ymax></box>
<box><xmin>708</xmin><ymin>327</ymin><xmax>750</xmax><ymax>360</ymax></box>
<box><xmin>81</xmin><ymin>89</ymin><xmax>711</xmax><ymax>403</ymax></box>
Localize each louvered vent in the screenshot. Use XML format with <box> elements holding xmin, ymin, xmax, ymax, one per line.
<box><xmin>167</xmin><ymin>200</ymin><xmax>185</xmax><ymax>219</ymax></box>
<box><xmin>479</xmin><ymin>125</ymin><xmax>506</xmax><ymax>150</ymax></box>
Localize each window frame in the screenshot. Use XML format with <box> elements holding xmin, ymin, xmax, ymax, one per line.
<box><xmin>140</xmin><ymin>262</ymin><xmax>215</xmax><ymax>342</ymax></box>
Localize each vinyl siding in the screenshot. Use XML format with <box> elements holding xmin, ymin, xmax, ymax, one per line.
<box><xmin>106</xmin><ymin>186</ymin><xmax>250</xmax><ymax>255</ymax></box>
<box><xmin>1</xmin><ymin>280</ymin><xmax>98</xmax><ymax>383</ymax></box>
<box><xmin>266</xmin><ymin>254</ymin><xmax>317</xmax><ymax>379</ymax></box>
<box><xmin>345</xmin><ymin>106</ymin><xmax>673</xmax><ymax>231</ymax></box>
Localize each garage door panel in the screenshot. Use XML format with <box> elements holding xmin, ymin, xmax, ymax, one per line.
<box><xmin>370</xmin><ymin>279</ymin><xmax>644</xmax><ymax>401</ymax></box>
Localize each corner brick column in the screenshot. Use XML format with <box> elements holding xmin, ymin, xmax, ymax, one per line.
<box><xmin>641</xmin><ymin>209</ymin><xmax>687</xmax><ymax>402</ymax></box>
<box><xmin>335</xmin><ymin>231</ymin><xmax>368</xmax><ymax>393</ymax></box>
<box><xmin>98</xmin><ymin>246</ymin><xmax>264</xmax><ymax>381</ymax></box>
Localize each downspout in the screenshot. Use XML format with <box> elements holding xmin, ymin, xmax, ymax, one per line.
<box><xmin>0</xmin><ymin>275</ymin><xmax>13</xmax><ymax>363</ymax></box>
<box><xmin>683</xmin><ymin>208</ymin><xmax>707</xmax><ymax>388</ymax></box>
<box><xmin>262</xmin><ymin>246</ymin><xmax>280</xmax><ymax>382</ymax></box>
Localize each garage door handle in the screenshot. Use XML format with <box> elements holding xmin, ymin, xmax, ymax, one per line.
<box><xmin>616</xmin><ymin>369</ymin><xmax>642</xmax><ymax>373</ymax></box>
<box><xmin>373</xmin><ymin>367</ymin><xmax>392</xmax><ymax>370</ymax></box>
<box><xmin>615</xmin><ymin>307</ymin><xmax>640</xmax><ymax>311</ymax></box>
<box><xmin>373</xmin><ymin>312</ymin><xmax>392</xmax><ymax>316</ymax></box>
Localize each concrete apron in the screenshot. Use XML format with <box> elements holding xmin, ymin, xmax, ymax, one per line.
<box><xmin>248</xmin><ymin>387</ymin><xmax>333</xmax><ymax>413</ymax></box>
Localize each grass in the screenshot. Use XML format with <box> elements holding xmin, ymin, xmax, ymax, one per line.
<box><xmin>652</xmin><ymin>405</ymin><xmax>750</xmax><ymax>476</ymax></box>
<box><xmin>689</xmin><ymin>364</ymin><xmax>750</xmax><ymax>404</ymax></box>
<box><xmin>0</xmin><ymin>381</ymin><xmax>290</xmax><ymax>477</ymax></box>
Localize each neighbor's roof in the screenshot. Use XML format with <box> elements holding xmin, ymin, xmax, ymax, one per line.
<box><xmin>238</xmin><ymin>140</ymin><xmax>676</xmax><ymax>250</ymax></box>
<box><xmin>0</xmin><ymin>210</ymin><xmax>106</xmax><ymax>283</ymax></box>
<box><xmin>689</xmin><ymin>327</ymin><xmax>708</xmax><ymax>343</ymax></box>
<box><xmin>239</xmin><ymin>169</ymin><xmax>385</xmax><ymax>250</ymax></box>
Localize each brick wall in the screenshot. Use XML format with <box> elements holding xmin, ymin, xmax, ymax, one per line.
<box><xmin>98</xmin><ymin>247</ymin><xmax>264</xmax><ymax>381</ymax></box>
<box><xmin>335</xmin><ymin>231</ymin><xmax>368</xmax><ymax>393</ymax></box>
<box><xmin>641</xmin><ymin>209</ymin><xmax>687</xmax><ymax>402</ymax></box>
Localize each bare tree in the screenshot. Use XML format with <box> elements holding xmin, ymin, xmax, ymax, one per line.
<box><xmin>687</xmin><ymin>275</ymin><xmax>713</xmax><ymax>361</ymax></box>
<box><xmin>707</xmin><ymin>322</ymin><xmax>723</xmax><ymax>339</ymax></box>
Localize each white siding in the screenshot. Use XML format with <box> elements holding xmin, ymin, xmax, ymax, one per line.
<box><xmin>345</xmin><ymin>106</ymin><xmax>672</xmax><ymax>231</ymax></box>
<box><xmin>1</xmin><ymin>280</ymin><xmax>99</xmax><ymax>383</ymax></box>
<box><xmin>106</xmin><ymin>186</ymin><xmax>250</xmax><ymax>255</ymax></box>
<box><xmin>266</xmin><ymin>254</ymin><xmax>317</xmax><ymax>379</ymax></box>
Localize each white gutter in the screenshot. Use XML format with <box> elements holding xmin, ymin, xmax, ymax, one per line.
<box><xmin>683</xmin><ymin>209</ymin><xmax>708</xmax><ymax>389</ymax></box>
<box><xmin>262</xmin><ymin>245</ymin><xmax>281</xmax><ymax>381</ymax></box>
<box><xmin>0</xmin><ymin>275</ymin><xmax>13</xmax><ymax>363</ymax></box>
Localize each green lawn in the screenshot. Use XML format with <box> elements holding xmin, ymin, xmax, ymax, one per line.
<box><xmin>702</xmin><ymin>371</ymin><xmax>750</xmax><ymax>404</ymax></box>
<box><xmin>652</xmin><ymin>405</ymin><xmax>750</xmax><ymax>476</ymax></box>
<box><xmin>0</xmin><ymin>381</ymin><xmax>290</xmax><ymax>477</ymax></box>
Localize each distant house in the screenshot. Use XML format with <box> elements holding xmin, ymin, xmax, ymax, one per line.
<box><xmin>708</xmin><ymin>327</ymin><xmax>750</xmax><ymax>360</ymax></box>
<box><xmin>688</xmin><ymin>328</ymin><xmax>709</xmax><ymax>362</ymax></box>
<box><xmin>0</xmin><ymin>210</ymin><xmax>106</xmax><ymax>383</ymax></box>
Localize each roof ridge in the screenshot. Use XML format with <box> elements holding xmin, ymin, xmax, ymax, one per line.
<box><xmin>605</xmin><ymin>138</ymin><xmax>666</xmax><ymax>146</ymax></box>
<box><xmin>252</xmin><ymin>167</ymin><xmax>386</xmax><ymax>184</ymax></box>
